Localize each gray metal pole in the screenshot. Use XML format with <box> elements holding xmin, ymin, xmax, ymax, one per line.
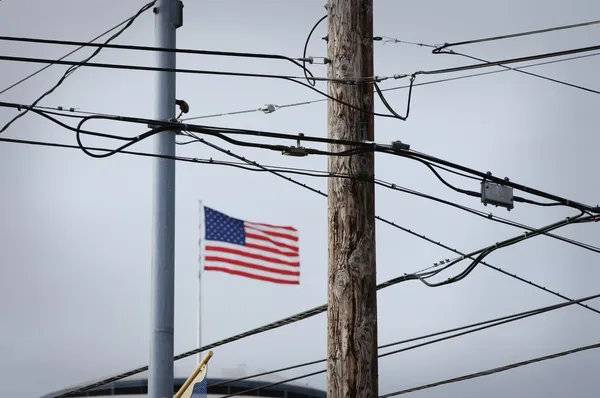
<box><xmin>148</xmin><ymin>1</ymin><xmax>181</xmax><ymax>397</ymax></box>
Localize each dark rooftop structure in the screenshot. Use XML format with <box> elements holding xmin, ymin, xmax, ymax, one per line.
<box><xmin>41</xmin><ymin>376</ymin><xmax>327</xmax><ymax>398</ymax></box>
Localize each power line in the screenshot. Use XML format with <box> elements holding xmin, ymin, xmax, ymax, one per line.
<box><xmin>0</xmin><ymin>1</ymin><xmax>156</xmax><ymax>135</ymax></box>
<box><xmin>434</xmin><ymin>18</ymin><xmax>600</xmax><ymax>53</ymax></box>
<box><xmin>380</xmin><ymin>341</ymin><xmax>600</xmax><ymax>397</ymax></box>
<box><xmin>179</xmin><ymin>51</ymin><xmax>600</xmax><ymax>121</ymax></box>
<box><xmin>214</xmin><ymin>291</ymin><xmax>600</xmax><ymax>396</ymax></box>
<box><xmin>416</xmin><ymin>43</ymin><xmax>600</xmax><ymax>77</ymax></box>
<box><xmin>0</xmin><ymin>15</ymin><xmax>136</xmax><ymax>96</ymax></box>
<box><xmin>0</xmin><ymin>34</ymin><xmax>320</xmax><ymax>70</ymax></box>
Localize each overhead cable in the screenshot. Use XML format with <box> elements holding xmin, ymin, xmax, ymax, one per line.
<box><xmin>416</xmin><ymin>43</ymin><xmax>600</xmax><ymax>76</ymax></box>
<box><xmin>0</xmin><ymin>34</ymin><xmax>321</xmax><ymax>80</ymax></box>
<box><xmin>380</xmin><ymin>341</ymin><xmax>600</xmax><ymax>397</ymax></box>
<box><xmin>215</xmin><ymin>291</ymin><xmax>600</xmax><ymax>396</ymax></box>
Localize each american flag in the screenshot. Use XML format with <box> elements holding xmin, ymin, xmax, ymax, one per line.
<box><xmin>190</xmin><ymin>377</ymin><xmax>207</xmax><ymax>398</ymax></box>
<box><xmin>202</xmin><ymin>206</ymin><xmax>300</xmax><ymax>285</ymax></box>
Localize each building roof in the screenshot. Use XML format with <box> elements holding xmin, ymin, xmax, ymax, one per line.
<box><xmin>41</xmin><ymin>376</ymin><xmax>327</xmax><ymax>398</ymax></box>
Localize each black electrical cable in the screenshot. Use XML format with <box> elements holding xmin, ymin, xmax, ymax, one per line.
<box><xmin>439</xmin><ymin>51</ymin><xmax>600</xmax><ymax>95</ymax></box>
<box><xmin>433</xmin><ymin>18</ymin><xmax>600</xmax><ymax>54</ymax></box>
<box><xmin>411</xmin><ymin>155</ymin><xmax>563</xmax><ymax>208</ymax></box>
<box><xmin>380</xmin><ymin>342</ymin><xmax>600</xmax><ymax>397</ymax></box>
<box><xmin>417</xmin><ymin>43</ymin><xmax>600</xmax><ymax>77</ymax></box>
<box><xmin>215</xmin><ymin>291</ymin><xmax>600</xmax><ymax>396</ymax></box>
<box><xmin>302</xmin><ymin>15</ymin><xmax>328</xmax><ymax>86</ymax></box>
<box><xmin>2</xmin><ymin>99</ymin><xmax>595</xmax><ymax>214</ymax></box>
<box><xmin>0</xmin><ymin>35</ymin><xmax>318</xmax><ymax>81</ymax></box>
<box><xmin>0</xmin><ymin>1</ymin><xmax>156</xmax><ymax>135</ymax></box>
<box><xmin>386</xmin><ymin>148</ymin><xmax>600</xmax><ymax>214</ymax></box>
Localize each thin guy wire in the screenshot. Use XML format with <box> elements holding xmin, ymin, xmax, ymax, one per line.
<box><xmin>0</xmin><ymin>8</ymin><xmax>143</xmax><ymax>96</ymax></box>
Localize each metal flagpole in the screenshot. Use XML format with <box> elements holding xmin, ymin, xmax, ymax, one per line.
<box><xmin>197</xmin><ymin>200</ymin><xmax>204</xmax><ymax>364</ymax></box>
<box><xmin>148</xmin><ymin>1</ymin><xmax>182</xmax><ymax>397</ymax></box>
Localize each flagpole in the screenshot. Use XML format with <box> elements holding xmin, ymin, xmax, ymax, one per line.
<box><xmin>197</xmin><ymin>200</ymin><xmax>204</xmax><ymax>364</ymax></box>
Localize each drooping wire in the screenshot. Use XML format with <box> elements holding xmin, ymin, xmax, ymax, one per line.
<box><xmin>0</xmin><ymin>1</ymin><xmax>156</xmax><ymax>135</ymax></box>
<box><xmin>302</xmin><ymin>15</ymin><xmax>328</xmax><ymax>86</ymax></box>
<box><xmin>441</xmin><ymin>51</ymin><xmax>600</xmax><ymax>95</ymax></box>
<box><xmin>380</xmin><ymin>342</ymin><xmax>600</xmax><ymax>397</ymax></box>
<box><xmin>214</xmin><ymin>291</ymin><xmax>600</xmax><ymax>396</ymax></box>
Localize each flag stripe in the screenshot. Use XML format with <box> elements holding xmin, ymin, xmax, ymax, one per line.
<box><xmin>206</xmin><ymin>240</ymin><xmax>299</xmax><ymax>262</ymax></box>
<box><xmin>204</xmin><ymin>266</ymin><xmax>300</xmax><ymax>285</ymax></box>
<box><xmin>205</xmin><ymin>246</ymin><xmax>300</xmax><ymax>267</ymax></box>
<box><xmin>245</xmin><ymin>232</ymin><xmax>299</xmax><ymax>253</ymax></box>
<box><xmin>246</xmin><ymin>221</ymin><xmax>298</xmax><ymax>232</ymax></box>
<box><xmin>205</xmin><ymin>256</ymin><xmax>299</xmax><ymax>276</ymax></box>
<box><xmin>244</xmin><ymin>242</ymin><xmax>299</xmax><ymax>258</ymax></box>
<box><xmin>245</xmin><ymin>223</ymin><xmax>299</xmax><ymax>241</ymax></box>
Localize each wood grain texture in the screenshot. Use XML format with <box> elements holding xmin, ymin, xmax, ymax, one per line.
<box><xmin>326</xmin><ymin>0</ymin><xmax>378</xmax><ymax>397</ymax></box>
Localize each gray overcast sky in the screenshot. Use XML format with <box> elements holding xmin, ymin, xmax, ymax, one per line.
<box><xmin>1</xmin><ymin>0</ymin><xmax>600</xmax><ymax>397</ymax></box>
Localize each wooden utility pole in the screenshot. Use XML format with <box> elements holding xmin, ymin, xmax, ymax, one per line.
<box><xmin>326</xmin><ymin>0</ymin><xmax>378</xmax><ymax>397</ymax></box>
